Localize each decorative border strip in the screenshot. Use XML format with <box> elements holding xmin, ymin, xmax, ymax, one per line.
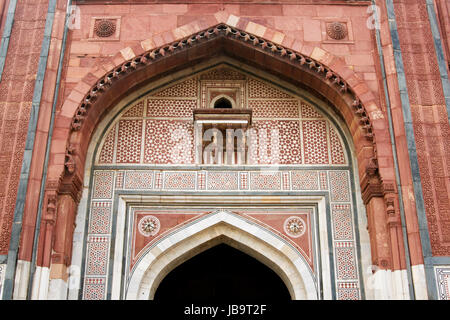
<box><xmin>435</xmin><ymin>266</ymin><xmax>450</xmax><ymax>300</ymax></box>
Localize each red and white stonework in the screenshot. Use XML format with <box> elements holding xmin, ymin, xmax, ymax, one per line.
<box><xmin>1</xmin><ymin>1</ymin><xmax>450</xmax><ymax>302</ymax></box>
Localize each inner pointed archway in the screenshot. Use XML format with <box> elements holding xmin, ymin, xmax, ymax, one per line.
<box><xmin>154</xmin><ymin>243</ymin><xmax>291</xmax><ymax>301</ymax></box>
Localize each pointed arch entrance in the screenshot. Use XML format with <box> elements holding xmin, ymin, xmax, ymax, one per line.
<box><xmin>153</xmin><ymin>243</ymin><xmax>291</xmax><ymax>301</ymax></box>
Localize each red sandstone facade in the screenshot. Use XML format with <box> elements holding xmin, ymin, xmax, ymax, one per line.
<box><xmin>0</xmin><ymin>0</ymin><xmax>449</xmax><ymax>300</ymax></box>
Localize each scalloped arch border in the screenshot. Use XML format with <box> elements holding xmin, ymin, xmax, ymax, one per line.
<box><xmin>53</xmin><ymin>12</ymin><xmax>388</xmax><ymax>202</ymax></box>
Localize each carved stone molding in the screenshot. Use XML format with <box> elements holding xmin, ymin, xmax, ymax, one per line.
<box><xmin>64</xmin><ymin>144</ymin><xmax>76</xmax><ymax>175</ymax></box>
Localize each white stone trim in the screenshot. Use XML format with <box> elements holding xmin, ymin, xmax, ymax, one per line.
<box><xmin>30</xmin><ymin>266</ymin><xmax>50</xmax><ymax>300</ymax></box>
<box><xmin>48</xmin><ymin>279</ymin><xmax>68</xmax><ymax>300</ymax></box>
<box><xmin>12</xmin><ymin>260</ymin><xmax>30</xmax><ymax>299</ymax></box>
<box><xmin>0</xmin><ymin>264</ymin><xmax>5</xmax><ymax>299</ymax></box>
<box><xmin>412</xmin><ymin>264</ymin><xmax>428</xmax><ymax>299</ymax></box>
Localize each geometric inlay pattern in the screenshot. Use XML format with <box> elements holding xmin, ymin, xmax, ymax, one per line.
<box><xmin>85</xmin><ymin>66</ymin><xmax>358</xmax><ymax>299</ymax></box>
<box><xmin>329</xmin><ymin>126</ymin><xmax>346</xmax><ymax>164</ymax></box>
<box><xmin>147</xmin><ymin>99</ymin><xmax>197</xmax><ymax>118</ymax></box>
<box><xmin>335</xmin><ymin>242</ymin><xmax>358</xmax><ymax>280</ymax></box>
<box><xmin>329</xmin><ymin>171</ymin><xmax>350</xmax><ymax>202</ymax></box>
<box><xmin>301</xmin><ymin>102</ymin><xmax>324</xmax><ymax>118</ymax></box>
<box><xmin>302</xmin><ymin>120</ymin><xmax>329</xmax><ymax>164</ymax></box>
<box><xmin>249</xmin><ymin>100</ymin><xmax>299</xmax><ymax>118</ymax></box>
<box><xmin>250</xmin><ymin>171</ymin><xmax>282</xmax><ymax>190</ymax></box>
<box><xmin>92</xmin><ymin>171</ymin><xmax>114</xmax><ymax>199</ymax></box>
<box><xmin>291</xmin><ymin>171</ymin><xmax>319</xmax><ymax>190</ymax></box>
<box><xmin>98</xmin><ymin>125</ymin><xmax>116</xmax><ymax>164</ymax></box>
<box><xmin>124</xmin><ymin>171</ymin><xmax>153</xmax><ymax>189</ymax></box>
<box><xmin>319</xmin><ymin>171</ymin><xmax>328</xmax><ymax>190</ymax></box>
<box><xmin>207</xmin><ymin>171</ymin><xmax>238</xmax><ymax>190</ymax></box>
<box><xmin>143</xmin><ymin>120</ymin><xmax>194</xmax><ymax>164</ymax></box>
<box><xmin>332</xmin><ymin>204</ymin><xmax>354</xmax><ymax>240</ymax></box>
<box><xmin>248</xmin><ymin>78</ymin><xmax>293</xmax><ymax>99</ymax></box>
<box><xmin>163</xmin><ymin>172</ymin><xmax>196</xmax><ymax>190</ymax></box>
<box><xmin>337</xmin><ymin>282</ymin><xmax>360</xmax><ymax>300</ymax></box>
<box><xmin>95</xmin><ymin>71</ymin><xmax>348</xmax><ymax>167</ymax></box>
<box><xmin>116</xmin><ymin>120</ymin><xmax>143</xmax><ymax>164</ymax></box>
<box><xmin>84</xmin><ymin>168</ymin><xmax>359</xmax><ymax>299</ymax></box>
<box><xmin>122</xmin><ymin>101</ymin><xmax>144</xmax><ymax>118</ymax></box>
<box><xmin>250</xmin><ymin>120</ymin><xmax>302</xmax><ymax>165</ymax></box>
<box><xmin>83</xmin><ymin>278</ymin><xmax>106</xmax><ymax>300</ymax></box>
<box><xmin>200</xmin><ymin>67</ymin><xmax>247</xmax><ymax>80</ymax></box>
<box><xmin>89</xmin><ymin>202</ymin><xmax>112</xmax><ymax>234</ymax></box>
<box><xmin>86</xmin><ymin>240</ymin><xmax>109</xmax><ymax>275</ymax></box>
<box><xmin>152</xmin><ymin>78</ymin><xmax>198</xmax><ymax>97</ymax></box>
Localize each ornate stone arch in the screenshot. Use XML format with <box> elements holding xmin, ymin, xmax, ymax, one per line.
<box><xmin>127</xmin><ymin>210</ymin><xmax>317</xmax><ymax>300</ymax></box>
<box><xmin>38</xmin><ymin>13</ymin><xmax>400</xmax><ymax>296</ymax></box>
<box><xmin>54</xmin><ymin>21</ymin><xmax>386</xmax><ymax>201</ymax></box>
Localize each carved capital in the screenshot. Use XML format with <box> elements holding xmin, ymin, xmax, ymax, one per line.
<box><xmin>59</xmin><ymin>172</ymin><xmax>82</xmax><ymax>204</ymax></box>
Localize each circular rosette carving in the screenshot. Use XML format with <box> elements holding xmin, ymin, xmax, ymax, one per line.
<box><xmin>283</xmin><ymin>216</ymin><xmax>306</xmax><ymax>238</ymax></box>
<box><xmin>138</xmin><ymin>215</ymin><xmax>161</xmax><ymax>237</ymax></box>
<box><xmin>94</xmin><ymin>19</ymin><xmax>116</xmax><ymax>38</ymax></box>
<box><xmin>326</xmin><ymin>22</ymin><xmax>348</xmax><ymax>40</ymax></box>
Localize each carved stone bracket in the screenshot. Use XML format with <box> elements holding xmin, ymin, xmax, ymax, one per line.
<box><xmin>64</xmin><ymin>144</ymin><xmax>76</xmax><ymax>175</ymax></box>
<box><xmin>59</xmin><ymin>173</ymin><xmax>82</xmax><ymax>204</ymax></box>
<box><xmin>361</xmin><ymin>157</ymin><xmax>383</xmax><ymax>204</ymax></box>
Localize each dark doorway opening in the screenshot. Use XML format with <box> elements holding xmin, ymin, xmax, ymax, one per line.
<box><xmin>153</xmin><ymin>243</ymin><xmax>291</xmax><ymax>301</ymax></box>
<box><xmin>213</xmin><ymin>97</ymin><xmax>232</xmax><ymax>109</ymax></box>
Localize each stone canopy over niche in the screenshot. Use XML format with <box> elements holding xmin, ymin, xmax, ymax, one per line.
<box><xmin>96</xmin><ymin>66</ymin><xmax>347</xmax><ymax>166</ymax></box>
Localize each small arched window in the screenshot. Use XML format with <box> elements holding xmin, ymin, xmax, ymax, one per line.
<box><xmin>213</xmin><ymin>97</ymin><xmax>232</xmax><ymax>109</ymax></box>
